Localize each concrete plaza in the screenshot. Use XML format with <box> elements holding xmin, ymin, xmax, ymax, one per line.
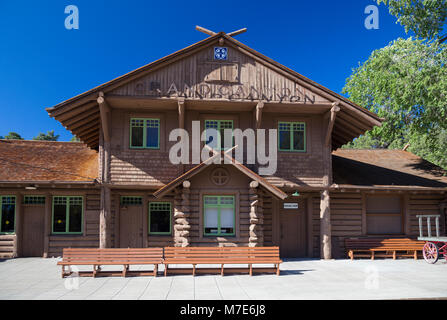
<box><xmin>0</xmin><ymin>257</ymin><xmax>445</xmax><ymax>300</ymax></box>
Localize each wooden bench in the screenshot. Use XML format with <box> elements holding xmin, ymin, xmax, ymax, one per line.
<box><xmin>163</xmin><ymin>246</ymin><xmax>282</xmax><ymax>276</ymax></box>
<box><xmin>345</xmin><ymin>238</ymin><xmax>425</xmax><ymax>260</ymax></box>
<box><xmin>57</xmin><ymin>248</ymin><xmax>163</xmax><ymax>278</ymax></box>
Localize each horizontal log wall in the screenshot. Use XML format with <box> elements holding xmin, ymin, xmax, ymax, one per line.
<box><xmin>330</xmin><ymin>192</ymin><xmax>363</xmax><ymax>258</ymax></box>
<box><xmin>408</xmin><ymin>194</ymin><xmax>445</xmax><ymax>237</ymax></box>
<box><xmin>0</xmin><ymin>235</ymin><xmax>16</xmax><ymax>258</ymax></box>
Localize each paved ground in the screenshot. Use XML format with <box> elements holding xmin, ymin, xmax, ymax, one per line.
<box><xmin>0</xmin><ymin>258</ymin><xmax>445</xmax><ymax>300</ymax></box>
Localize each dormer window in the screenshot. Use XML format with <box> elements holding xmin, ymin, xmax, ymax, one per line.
<box><xmin>130</xmin><ymin>118</ymin><xmax>160</xmax><ymax>149</ymax></box>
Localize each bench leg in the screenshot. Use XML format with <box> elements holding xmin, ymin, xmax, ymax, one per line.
<box><xmin>392</xmin><ymin>251</ymin><xmax>396</xmax><ymax>260</ymax></box>
<box><xmin>414</xmin><ymin>251</ymin><xmax>418</xmax><ymax>260</ymax></box>
<box><xmin>249</xmin><ymin>264</ymin><xmax>253</xmax><ymax>276</ymax></box>
<box><xmin>61</xmin><ymin>266</ymin><xmax>66</xmax><ymax>278</ymax></box>
<box><xmin>154</xmin><ymin>264</ymin><xmax>158</xmax><ymax>277</ymax></box>
<box><xmin>221</xmin><ymin>264</ymin><xmax>224</xmax><ymax>277</ymax></box>
<box><xmin>348</xmin><ymin>250</ymin><xmax>353</xmax><ymax>260</ymax></box>
<box><xmin>164</xmin><ymin>264</ymin><xmax>168</xmax><ymax>277</ymax></box>
<box><xmin>122</xmin><ymin>265</ymin><xmax>128</xmax><ymax>277</ymax></box>
<box><xmin>93</xmin><ymin>265</ymin><xmax>97</xmax><ymax>278</ymax></box>
<box><xmin>192</xmin><ymin>264</ymin><xmax>196</xmax><ymax>277</ymax></box>
<box><xmin>371</xmin><ymin>251</ymin><xmax>375</xmax><ymax>260</ymax></box>
<box><xmin>276</xmin><ymin>264</ymin><xmax>280</xmax><ymax>276</ymax></box>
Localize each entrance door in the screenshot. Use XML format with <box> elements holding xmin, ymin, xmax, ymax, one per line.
<box><xmin>119</xmin><ymin>205</ymin><xmax>143</xmax><ymax>248</ymax></box>
<box><xmin>279</xmin><ymin>202</ymin><xmax>306</xmax><ymax>258</ymax></box>
<box><xmin>22</xmin><ymin>206</ymin><xmax>45</xmax><ymax>257</ymax></box>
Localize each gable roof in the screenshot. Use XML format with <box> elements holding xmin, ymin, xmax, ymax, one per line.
<box><xmin>46</xmin><ymin>32</ymin><xmax>383</xmax><ymax>150</ymax></box>
<box><xmin>0</xmin><ymin>140</ymin><xmax>98</xmax><ymax>183</ymax></box>
<box><xmin>154</xmin><ymin>150</ymin><xmax>288</xmax><ymax>200</ymax></box>
<box><xmin>332</xmin><ymin>149</ymin><xmax>447</xmax><ymax>190</ymax></box>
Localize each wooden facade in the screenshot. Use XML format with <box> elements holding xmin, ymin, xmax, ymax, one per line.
<box><xmin>1</xmin><ymin>32</ymin><xmax>446</xmax><ymax>259</ymax></box>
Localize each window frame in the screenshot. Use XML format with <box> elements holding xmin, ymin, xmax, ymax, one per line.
<box><xmin>51</xmin><ymin>196</ymin><xmax>84</xmax><ymax>235</ymax></box>
<box><xmin>23</xmin><ymin>195</ymin><xmax>46</xmax><ymax>205</ymax></box>
<box><xmin>0</xmin><ymin>195</ymin><xmax>16</xmax><ymax>234</ymax></box>
<box><xmin>148</xmin><ymin>202</ymin><xmax>172</xmax><ymax>236</ymax></box>
<box><xmin>204</xmin><ymin>119</ymin><xmax>234</xmax><ymax>151</ymax></box>
<box><xmin>277</xmin><ymin>121</ymin><xmax>306</xmax><ymax>152</ymax></box>
<box><xmin>129</xmin><ymin>117</ymin><xmax>160</xmax><ymax>150</ymax></box>
<box><xmin>365</xmin><ymin>194</ymin><xmax>404</xmax><ymax>235</ymax></box>
<box><xmin>203</xmin><ymin>195</ymin><xmax>236</xmax><ymax>237</ymax></box>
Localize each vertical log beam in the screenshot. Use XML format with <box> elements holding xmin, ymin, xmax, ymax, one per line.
<box><xmin>254</xmin><ymin>101</ymin><xmax>264</xmax><ymax>129</ymax></box>
<box><xmin>98</xmin><ymin>92</ymin><xmax>112</xmax><ymax>249</ymax></box>
<box><xmin>325</xmin><ymin>102</ymin><xmax>340</xmax><ymax>147</ymax></box>
<box><xmin>178</xmin><ymin>99</ymin><xmax>185</xmax><ymax>175</ymax></box>
<box><xmin>14</xmin><ymin>193</ymin><xmax>23</xmax><ymax>258</ymax></box>
<box><xmin>249</xmin><ymin>181</ymin><xmax>263</xmax><ymax>247</ymax></box>
<box><xmin>320</xmin><ymin>190</ymin><xmax>331</xmax><ymax>259</ymax></box>
<box><xmin>174</xmin><ymin>181</ymin><xmax>191</xmax><ymax>247</ymax></box>
<box><xmin>43</xmin><ymin>193</ymin><xmax>51</xmax><ymax>258</ymax></box>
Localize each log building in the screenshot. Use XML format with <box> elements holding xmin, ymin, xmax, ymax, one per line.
<box><xmin>1</xmin><ymin>32</ymin><xmax>446</xmax><ymax>259</ymax></box>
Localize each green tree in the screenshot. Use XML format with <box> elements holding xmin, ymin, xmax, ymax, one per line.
<box><xmin>33</xmin><ymin>130</ymin><xmax>60</xmax><ymax>141</ymax></box>
<box><xmin>70</xmin><ymin>135</ymin><xmax>80</xmax><ymax>142</ymax></box>
<box><xmin>376</xmin><ymin>0</ymin><xmax>447</xmax><ymax>40</ymax></box>
<box><xmin>342</xmin><ymin>38</ymin><xmax>447</xmax><ymax>170</ymax></box>
<box><xmin>4</xmin><ymin>132</ymin><xmax>24</xmax><ymax>140</ymax></box>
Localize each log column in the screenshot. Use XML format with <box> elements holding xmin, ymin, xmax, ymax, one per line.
<box><xmin>249</xmin><ymin>181</ymin><xmax>263</xmax><ymax>247</ymax></box>
<box><xmin>98</xmin><ymin>93</ymin><xmax>112</xmax><ymax>249</ymax></box>
<box><xmin>174</xmin><ymin>181</ymin><xmax>191</xmax><ymax>247</ymax></box>
<box><xmin>320</xmin><ymin>190</ymin><xmax>331</xmax><ymax>259</ymax></box>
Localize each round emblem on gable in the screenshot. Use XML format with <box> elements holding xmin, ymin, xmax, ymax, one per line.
<box><xmin>210</xmin><ymin>167</ymin><xmax>230</xmax><ymax>186</ymax></box>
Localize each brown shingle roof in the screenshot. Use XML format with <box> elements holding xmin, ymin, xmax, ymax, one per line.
<box><xmin>333</xmin><ymin>149</ymin><xmax>447</xmax><ymax>189</ymax></box>
<box><xmin>0</xmin><ymin>140</ymin><xmax>98</xmax><ymax>182</ymax></box>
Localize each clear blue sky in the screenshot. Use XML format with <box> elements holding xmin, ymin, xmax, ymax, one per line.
<box><xmin>0</xmin><ymin>0</ymin><xmax>407</xmax><ymax>141</ymax></box>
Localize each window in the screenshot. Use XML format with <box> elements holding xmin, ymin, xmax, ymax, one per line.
<box><xmin>120</xmin><ymin>196</ymin><xmax>143</xmax><ymax>206</ymax></box>
<box><xmin>366</xmin><ymin>196</ymin><xmax>402</xmax><ymax>234</ymax></box>
<box><xmin>23</xmin><ymin>196</ymin><xmax>45</xmax><ymax>205</ymax></box>
<box><xmin>205</xmin><ymin>120</ymin><xmax>233</xmax><ymax>150</ymax></box>
<box><xmin>278</xmin><ymin>122</ymin><xmax>306</xmax><ymax>152</ymax></box>
<box><xmin>130</xmin><ymin>118</ymin><xmax>160</xmax><ymax>149</ymax></box>
<box><xmin>149</xmin><ymin>202</ymin><xmax>171</xmax><ymax>235</ymax></box>
<box><xmin>52</xmin><ymin>196</ymin><xmax>83</xmax><ymax>234</ymax></box>
<box><xmin>203</xmin><ymin>195</ymin><xmax>235</xmax><ymax>236</ymax></box>
<box><xmin>0</xmin><ymin>196</ymin><xmax>16</xmax><ymax>234</ymax></box>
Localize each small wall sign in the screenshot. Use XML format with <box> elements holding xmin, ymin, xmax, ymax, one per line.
<box><xmin>214</xmin><ymin>47</ymin><xmax>228</xmax><ymax>60</ymax></box>
<box><xmin>283</xmin><ymin>203</ymin><xmax>299</xmax><ymax>209</ymax></box>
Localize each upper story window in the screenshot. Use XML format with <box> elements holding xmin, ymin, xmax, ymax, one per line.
<box><xmin>130</xmin><ymin>118</ymin><xmax>160</xmax><ymax>149</ymax></box>
<box><xmin>52</xmin><ymin>196</ymin><xmax>83</xmax><ymax>234</ymax></box>
<box><xmin>0</xmin><ymin>196</ymin><xmax>16</xmax><ymax>234</ymax></box>
<box><xmin>278</xmin><ymin>122</ymin><xmax>306</xmax><ymax>152</ymax></box>
<box><xmin>205</xmin><ymin>120</ymin><xmax>234</xmax><ymax>150</ymax></box>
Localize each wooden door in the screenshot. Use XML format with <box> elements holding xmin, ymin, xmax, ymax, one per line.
<box><xmin>119</xmin><ymin>205</ymin><xmax>143</xmax><ymax>248</ymax></box>
<box><xmin>279</xmin><ymin>202</ymin><xmax>306</xmax><ymax>258</ymax></box>
<box><xmin>22</xmin><ymin>206</ymin><xmax>45</xmax><ymax>257</ymax></box>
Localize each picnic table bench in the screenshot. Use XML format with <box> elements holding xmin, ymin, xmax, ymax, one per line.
<box><xmin>163</xmin><ymin>246</ymin><xmax>282</xmax><ymax>276</ymax></box>
<box><xmin>345</xmin><ymin>237</ymin><xmax>424</xmax><ymax>260</ymax></box>
<box><xmin>57</xmin><ymin>248</ymin><xmax>163</xmax><ymax>278</ymax></box>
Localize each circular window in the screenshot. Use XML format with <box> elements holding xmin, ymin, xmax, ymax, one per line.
<box><xmin>211</xmin><ymin>167</ymin><xmax>230</xmax><ymax>186</ymax></box>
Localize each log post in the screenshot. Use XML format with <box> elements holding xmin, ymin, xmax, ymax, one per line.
<box><xmin>249</xmin><ymin>181</ymin><xmax>263</xmax><ymax>247</ymax></box>
<box><xmin>14</xmin><ymin>193</ymin><xmax>23</xmax><ymax>258</ymax></box>
<box><xmin>98</xmin><ymin>95</ymin><xmax>112</xmax><ymax>249</ymax></box>
<box><xmin>320</xmin><ymin>190</ymin><xmax>331</xmax><ymax>259</ymax></box>
<box><xmin>43</xmin><ymin>193</ymin><xmax>51</xmax><ymax>258</ymax></box>
<box><xmin>174</xmin><ymin>181</ymin><xmax>191</xmax><ymax>247</ymax></box>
